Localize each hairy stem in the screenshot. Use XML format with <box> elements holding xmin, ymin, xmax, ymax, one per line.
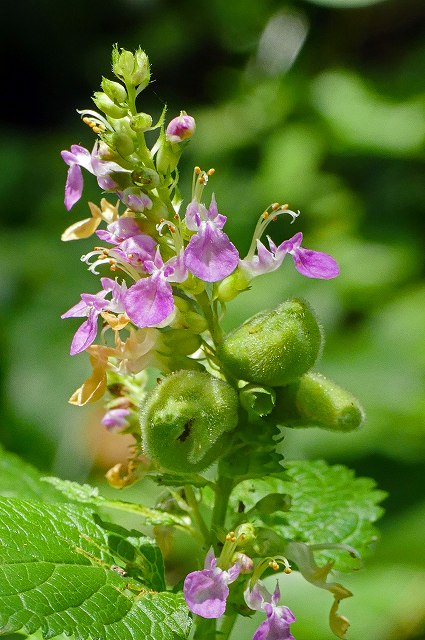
<box><xmin>184</xmin><ymin>484</ymin><xmax>210</xmax><ymax>544</ymax></box>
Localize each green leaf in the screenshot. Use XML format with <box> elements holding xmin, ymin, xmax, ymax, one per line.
<box><xmin>42</xmin><ymin>477</ymin><xmax>191</xmax><ymax>528</ymax></box>
<box><xmin>0</xmin><ymin>498</ymin><xmax>191</xmax><ymax>639</ymax></box>
<box><xmin>230</xmin><ymin>460</ymin><xmax>386</xmax><ymax>571</ymax></box>
<box><xmin>0</xmin><ymin>446</ymin><xmax>66</xmax><ymax>502</ymax></box>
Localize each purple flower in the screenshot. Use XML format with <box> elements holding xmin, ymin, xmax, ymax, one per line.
<box><xmin>183</xmin><ymin>548</ymin><xmax>240</xmax><ymax>618</ymax></box>
<box><xmin>101</xmin><ymin>407</ymin><xmax>131</xmax><ymax>431</ymax></box>
<box><xmin>61</xmin><ymin>278</ymin><xmax>126</xmax><ymax>355</ymax></box>
<box><xmin>184</xmin><ymin>196</ymin><xmax>239</xmax><ymax>282</ymax></box>
<box><xmin>166</xmin><ymin>112</ymin><xmax>196</xmax><ymax>143</ymax></box>
<box><xmin>124</xmin><ymin>249</ymin><xmax>187</xmax><ymax>328</ymax></box>
<box><xmin>245</xmin><ymin>581</ymin><xmax>296</xmax><ymax>640</ymax></box>
<box><xmin>61</xmin><ymin>142</ymin><xmax>129</xmax><ymax>210</ymax></box>
<box><xmin>117</xmin><ymin>187</ymin><xmax>153</xmax><ymax>213</ymax></box>
<box><xmin>241</xmin><ymin>232</ymin><xmax>339</xmax><ymax>280</ymax></box>
<box><xmin>96</xmin><ymin>218</ymin><xmax>156</xmax><ymax>271</ymax></box>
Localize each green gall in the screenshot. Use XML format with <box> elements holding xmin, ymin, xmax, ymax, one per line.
<box><xmin>272</xmin><ymin>371</ymin><xmax>365</xmax><ymax>432</ymax></box>
<box><xmin>92</xmin><ymin>92</ymin><xmax>128</xmax><ymax>119</ymax></box>
<box><xmin>219</xmin><ymin>298</ymin><xmax>323</xmax><ymax>386</ymax></box>
<box><xmin>140</xmin><ymin>370</ymin><xmax>239</xmax><ymax>473</ymax></box>
<box><xmin>101</xmin><ymin>77</ymin><xmax>127</xmax><ymax>104</ymax></box>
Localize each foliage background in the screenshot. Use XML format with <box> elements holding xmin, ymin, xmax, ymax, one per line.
<box><xmin>0</xmin><ymin>0</ymin><xmax>424</xmax><ymax>638</ymax></box>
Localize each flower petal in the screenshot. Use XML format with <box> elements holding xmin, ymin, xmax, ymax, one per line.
<box><xmin>69</xmin><ymin>310</ymin><xmax>99</xmax><ymax>355</ymax></box>
<box><xmin>184</xmin><ymin>222</ymin><xmax>239</xmax><ymax>282</ymax></box>
<box><xmin>124</xmin><ymin>274</ymin><xmax>174</xmax><ymax>327</ymax></box>
<box><xmin>291</xmin><ymin>247</ymin><xmax>339</xmax><ymax>279</ymax></box>
<box><xmin>183</xmin><ymin>570</ymin><xmax>230</xmax><ymax>618</ymax></box>
<box><xmin>64</xmin><ymin>164</ymin><xmax>84</xmax><ymax>210</ymax></box>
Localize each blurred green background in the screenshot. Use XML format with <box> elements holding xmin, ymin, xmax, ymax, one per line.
<box><xmin>0</xmin><ymin>0</ymin><xmax>424</xmax><ymax>638</ymax></box>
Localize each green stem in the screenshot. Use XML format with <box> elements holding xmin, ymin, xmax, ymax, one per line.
<box><xmin>218</xmin><ymin>613</ymin><xmax>237</xmax><ymax>640</ymax></box>
<box><xmin>184</xmin><ymin>484</ymin><xmax>210</xmax><ymax>544</ymax></box>
<box><xmin>196</xmin><ymin>290</ymin><xmax>223</xmax><ymax>350</ymax></box>
<box><xmin>193</xmin><ymin>616</ymin><xmax>216</xmax><ymax>640</ymax></box>
<box><xmin>210</xmin><ymin>473</ymin><xmax>234</xmax><ymax>547</ymax></box>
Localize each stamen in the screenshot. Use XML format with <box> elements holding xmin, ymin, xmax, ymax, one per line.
<box><xmin>207</xmin><ymin>168</ymin><xmax>215</xmax><ymax>176</ymax></box>
<box><xmin>271</xmin><ymin>202</ymin><xmax>280</xmax><ymax>211</ymax></box>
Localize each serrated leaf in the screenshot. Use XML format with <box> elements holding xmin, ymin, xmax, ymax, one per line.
<box><xmin>230</xmin><ymin>460</ymin><xmax>386</xmax><ymax>571</ymax></box>
<box><xmin>0</xmin><ymin>498</ymin><xmax>191</xmax><ymax>640</ymax></box>
<box><xmin>0</xmin><ymin>446</ymin><xmax>66</xmax><ymax>502</ymax></box>
<box><xmin>42</xmin><ymin>477</ymin><xmax>190</xmax><ymax>528</ymax></box>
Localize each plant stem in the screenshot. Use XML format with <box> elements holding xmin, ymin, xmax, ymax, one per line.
<box><xmin>184</xmin><ymin>484</ymin><xmax>210</xmax><ymax>544</ymax></box>
<box><xmin>193</xmin><ymin>616</ymin><xmax>217</xmax><ymax>640</ymax></box>
<box><xmin>218</xmin><ymin>613</ymin><xmax>237</xmax><ymax>640</ymax></box>
<box><xmin>196</xmin><ymin>290</ymin><xmax>223</xmax><ymax>350</ymax></box>
<box><xmin>210</xmin><ymin>473</ymin><xmax>234</xmax><ymax>547</ymax></box>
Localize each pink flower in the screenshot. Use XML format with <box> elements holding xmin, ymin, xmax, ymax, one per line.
<box><xmin>184</xmin><ymin>196</ymin><xmax>239</xmax><ymax>282</ymax></box>
<box><xmin>61</xmin><ymin>278</ymin><xmax>126</xmax><ymax>355</ymax></box>
<box><xmin>183</xmin><ymin>549</ymin><xmax>240</xmax><ymax>618</ymax></box>
<box><xmin>61</xmin><ymin>142</ymin><xmax>129</xmax><ymax>210</ymax></box>
<box><xmin>244</xmin><ymin>581</ymin><xmax>296</xmax><ymax>640</ymax></box>
<box><xmin>166</xmin><ymin>112</ymin><xmax>196</xmax><ymax>143</ymax></box>
<box><xmin>124</xmin><ymin>249</ymin><xmax>187</xmax><ymax>327</ymax></box>
<box><xmin>241</xmin><ymin>232</ymin><xmax>339</xmax><ymax>280</ymax></box>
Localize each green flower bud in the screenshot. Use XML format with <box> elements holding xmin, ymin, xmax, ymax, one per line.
<box><xmin>219</xmin><ymin>299</ymin><xmax>323</xmax><ymax>386</ymax></box>
<box><xmin>272</xmin><ymin>371</ymin><xmax>365</xmax><ymax>432</ymax></box>
<box><xmin>110</xmin><ymin>131</ymin><xmax>135</xmax><ymax>156</ymax></box>
<box><xmin>130</xmin><ymin>113</ymin><xmax>153</xmax><ymax>132</ymax></box>
<box><xmin>161</xmin><ymin>329</ymin><xmax>201</xmax><ymax>356</ymax></box>
<box><xmin>101</xmin><ymin>77</ymin><xmax>127</xmax><ymax>104</ymax></box>
<box><xmin>112</xmin><ymin>46</ymin><xmax>150</xmax><ymax>88</ymax></box>
<box><xmin>216</xmin><ymin>268</ymin><xmax>250</xmax><ymax>302</ymax></box>
<box><xmin>92</xmin><ymin>92</ymin><xmax>128</xmax><ymax>119</ymax></box>
<box><xmin>140</xmin><ymin>370</ymin><xmax>239</xmax><ymax>473</ymax></box>
<box><xmin>131</xmin><ymin>167</ymin><xmax>160</xmax><ymax>190</ymax></box>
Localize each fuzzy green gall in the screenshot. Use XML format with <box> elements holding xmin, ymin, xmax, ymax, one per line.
<box><xmin>272</xmin><ymin>371</ymin><xmax>365</xmax><ymax>431</ymax></box>
<box><xmin>140</xmin><ymin>370</ymin><xmax>239</xmax><ymax>473</ymax></box>
<box><xmin>219</xmin><ymin>298</ymin><xmax>323</xmax><ymax>386</ymax></box>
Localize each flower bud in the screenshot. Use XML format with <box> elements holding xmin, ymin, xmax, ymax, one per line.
<box><xmin>131</xmin><ymin>167</ymin><xmax>159</xmax><ymax>190</ymax></box>
<box><xmin>112</xmin><ymin>46</ymin><xmax>150</xmax><ymax>88</ymax></box>
<box><xmin>155</xmin><ymin>139</ymin><xmax>181</xmax><ymax>174</ymax></box>
<box><xmin>130</xmin><ymin>112</ymin><xmax>153</xmax><ymax>132</ymax></box>
<box><xmin>92</xmin><ymin>92</ymin><xmax>128</xmax><ymax>119</ymax></box>
<box><xmin>272</xmin><ymin>371</ymin><xmax>365</xmax><ymax>432</ymax></box>
<box><xmin>140</xmin><ymin>370</ymin><xmax>239</xmax><ymax>473</ymax></box>
<box><xmin>101</xmin><ymin>77</ymin><xmax>127</xmax><ymax>104</ymax></box>
<box><xmin>166</xmin><ymin>112</ymin><xmax>196</xmax><ymax>143</ymax></box>
<box><xmin>215</xmin><ymin>267</ymin><xmax>250</xmax><ymax>302</ymax></box>
<box><xmin>218</xmin><ymin>299</ymin><xmax>323</xmax><ymax>386</ymax></box>
<box><xmin>110</xmin><ymin>131</ymin><xmax>135</xmax><ymax>156</ymax></box>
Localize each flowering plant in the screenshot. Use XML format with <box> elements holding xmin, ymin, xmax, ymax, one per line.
<box><xmin>0</xmin><ymin>47</ymin><xmax>386</xmax><ymax>640</ymax></box>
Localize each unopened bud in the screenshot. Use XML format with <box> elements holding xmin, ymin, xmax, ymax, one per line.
<box><xmin>112</xmin><ymin>46</ymin><xmax>150</xmax><ymax>88</ymax></box>
<box><xmin>166</xmin><ymin>112</ymin><xmax>196</xmax><ymax>143</ymax></box>
<box><xmin>101</xmin><ymin>77</ymin><xmax>127</xmax><ymax>104</ymax></box>
<box><xmin>92</xmin><ymin>92</ymin><xmax>127</xmax><ymax>119</ymax></box>
<box><xmin>216</xmin><ymin>267</ymin><xmax>250</xmax><ymax>302</ymax></box>
<box><xmin>140</xmin><ymin>370</ymin><xmax>239</xmax><ymax>473</ymax></box>
<box><xmin>110</xmin><ymin>131</ymin><xmax>135</xmax><ymax>156</ymax></box>
<box><xmin>218</xmin><ymin>299</ymin><xmax>323</xmax><ymax>386</ymax></box>
<box><xmin>131</xmin><ymin>167</ymin><xmax>159</xmax><ymax>189</ymax></box>
<box><xmin>272</xmin><ymin>371</ymin><xmax>365</xmax><ymax>432</ymax></box>
<box><xmin>130</xmin><ymin>112</ymin><xmax>153</xmax><ymax>132</ymax></box>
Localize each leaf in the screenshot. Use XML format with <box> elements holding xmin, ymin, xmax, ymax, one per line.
<box><xmin>0</xmin><ymin>446</ymin><xmax>66</xmax><ymax>502</ymax></box>
<box><xmin>0</xmin><ymin>498</ymin><xmax>191</xmax><ymax>640</ymax></box>
<box><xmin>230</xmin><ymin>460</ymin><xmax>386</xmax><ymax>571</ymax></box>
<box><xmin>42</xmin><ymin>477</ymin><xmax>191</xmax><ymax>528</ymax></box>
